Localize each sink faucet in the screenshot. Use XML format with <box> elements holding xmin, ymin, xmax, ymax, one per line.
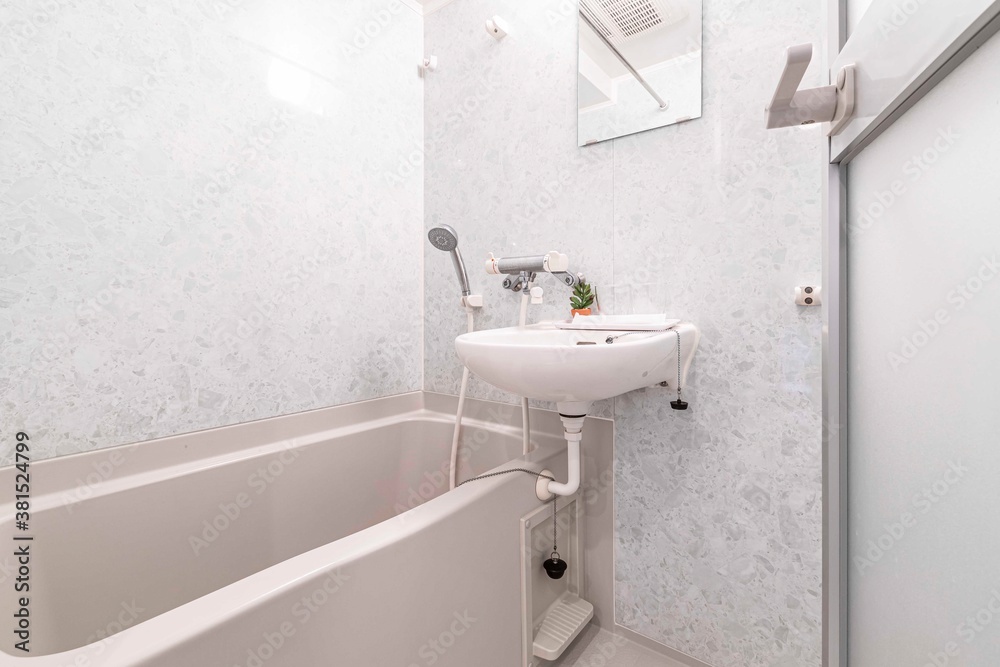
<box><xmin>485</xmin><ymin>252</ymin><xmax>583</xmax><ymax>292</ymax></box>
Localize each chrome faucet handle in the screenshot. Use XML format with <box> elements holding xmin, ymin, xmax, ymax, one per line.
<box><xmin>502</xmin><ymin>271</ymin><xmax>532</xmax><ymax>292</ymax></box>
<box><xmin>553</xmin><ymin>271</ymin><xmax>583</xmax><ymax>288</ymax></box>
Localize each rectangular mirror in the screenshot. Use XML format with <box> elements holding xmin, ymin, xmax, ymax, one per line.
<box><xmin>578</xmin><ymin>0</ymin><xmax>703</xmax><ymax>146</ymax></box>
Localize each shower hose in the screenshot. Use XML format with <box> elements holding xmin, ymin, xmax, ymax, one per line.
<box><xmin>449</xmin><ymin>286</ymin><xmax>534</xmax><ymax>490</ymax></box>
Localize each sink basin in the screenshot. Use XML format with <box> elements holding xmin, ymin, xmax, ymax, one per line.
<box><xmin>455</xmin><ymin>322</ymin><xmax>699</xmax><ymax>415</ymax></box>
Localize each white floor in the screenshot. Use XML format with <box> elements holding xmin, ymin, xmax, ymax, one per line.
<box><xmin>544</xmin><ymin>624</ymin><xmax>692</xmax><ymax>667</ymax></box>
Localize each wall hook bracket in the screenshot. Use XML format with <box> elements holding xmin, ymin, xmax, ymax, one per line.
<box><xmin>765</xmin><ymin>43</ymin><xmax>856</xmax><ymax>137</ymax></box>
<box><xmin>419</xmin><ymin>55</ymin><xmax>438</xmax><ymax>77</ymax></box>
<box><xmin>486</xmin><ymin>16</ymin><xmax>509</xmax><ymax>41</ymax></box>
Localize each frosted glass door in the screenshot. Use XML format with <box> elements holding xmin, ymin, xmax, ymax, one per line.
<box><xmin>846</xmin><ymin>30</ymin><xmax>1000</xmax><ymax>666</ymax></box>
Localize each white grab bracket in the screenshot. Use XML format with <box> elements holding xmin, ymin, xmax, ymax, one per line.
<box><xmin>765</xmin><ymin>43</ymin><xmax>856</xmax><ymax>137</ymax></box>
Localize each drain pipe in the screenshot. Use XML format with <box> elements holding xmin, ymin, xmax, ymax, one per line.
<box><xmin>535</xmin><ymin>415</ymin><xmax>585</xmax><ymax>500</ymax></box>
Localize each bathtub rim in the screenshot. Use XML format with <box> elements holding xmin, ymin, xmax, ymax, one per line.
<box><xmin>0</xmin><ymin>392</ymin><xmax>576</xmax><ymax>518</ymax></box>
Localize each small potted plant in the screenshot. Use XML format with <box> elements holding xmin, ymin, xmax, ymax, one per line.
<box><xmin>570</xmin><ymin>281</ymin><xmax>596</xmax><ymax>317</ymax></box>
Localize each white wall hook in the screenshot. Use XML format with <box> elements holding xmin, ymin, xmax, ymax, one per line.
<box><xmin>420</xmin><ymin>55</ymin><xmax>438</xmax><ymax>75</ymax></box>
<box><xmin>486</xmin><ymin>16</ymin><xmax>509</xmax><ymax>41</ymax></box>
<box><xmin>765</xmin><ymin>44</ymin><xmax>856</xmax><ymax>137</ymax></box>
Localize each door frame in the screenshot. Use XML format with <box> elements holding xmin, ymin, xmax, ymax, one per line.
<box><xmin>822</xmin><ymin>2</ymin><xmax>1000</xmax><ymax>665</ymax></box>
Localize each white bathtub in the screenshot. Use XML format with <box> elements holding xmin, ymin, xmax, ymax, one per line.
<box><xmin>0</xmin><ymin>392</ymin><xmax>614</xmax><ymax>667</ymax></box>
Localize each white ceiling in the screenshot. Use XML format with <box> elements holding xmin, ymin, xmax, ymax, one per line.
<box><xmin>400</xmin><ymin>0</ymin><xmax>458</xmax><ymax>16</ymax></box>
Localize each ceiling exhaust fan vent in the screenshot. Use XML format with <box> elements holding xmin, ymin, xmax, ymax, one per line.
<box><xmin>581</xmin><ymin>0</ymin><xmax>687</xmax><ymax>44</ymax></box>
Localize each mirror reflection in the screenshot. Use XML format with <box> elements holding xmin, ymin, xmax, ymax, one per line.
<box><xmin>578</xmin><ymin>0</ymin><xmax>703</xmax><ymax>145</ymax></box>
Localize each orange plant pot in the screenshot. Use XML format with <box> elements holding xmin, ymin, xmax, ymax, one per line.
<box><xmin>571</xmin><ymin>308</ymin><xmax>592</xmax><ymax>317</ymax></box>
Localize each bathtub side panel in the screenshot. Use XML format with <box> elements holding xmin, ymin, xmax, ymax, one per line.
<box><xmin>136</xmin><ymin>477</ymin><xmax>550</xmax><ymax>667</ymax></box>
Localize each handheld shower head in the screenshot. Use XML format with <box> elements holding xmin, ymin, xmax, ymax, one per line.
<box><xmin>428</xmin><ymin>225</ymin><xmax>459</xmax><ymax>252</ymax></box>
<box><xmin>428</xmin><ymin>225</ymin><xmax>472</xmax><ymax>297</ymax></box>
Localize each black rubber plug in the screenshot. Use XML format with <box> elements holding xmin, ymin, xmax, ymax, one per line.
<box><xmin>543</xmin><ymin>553</ymin><xmax>568</xmax><ymax>580</ymax></box>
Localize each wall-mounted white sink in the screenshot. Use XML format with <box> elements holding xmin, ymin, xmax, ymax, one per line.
<box><xmin>455</xmin><ymin>322</ymin><xmax>699</xmax><ymax>416</ymax></box>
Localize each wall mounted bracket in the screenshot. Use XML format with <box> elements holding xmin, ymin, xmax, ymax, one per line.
<box><xmin>419</xmin><ymin>55</ymin><xmax>438</xmax><ymax>76</ymax></box>
<box><xmin>765</xmin><ymin>43</ymin><xmax>856</xmax><ymax>137</ymax></box>
<box><xmin>486</xmin><ymin>16</ymin><xmax>509</xmax><ymax>41</ymax></box>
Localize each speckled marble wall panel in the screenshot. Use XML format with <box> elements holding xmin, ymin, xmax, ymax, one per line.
<box><xmin>612</xmin><ymin>2</ymin><xmax>824</xmax><ymax>664</ymax></box>
<box><xmin>0</xmin><ymin>0</ymin><xmax>424</xmax><ymax>463</ymax></box>
<box><xmin>424</xmin><ymin>1</ymin><xmax>824</xmax><ymax>666</ymax></box>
